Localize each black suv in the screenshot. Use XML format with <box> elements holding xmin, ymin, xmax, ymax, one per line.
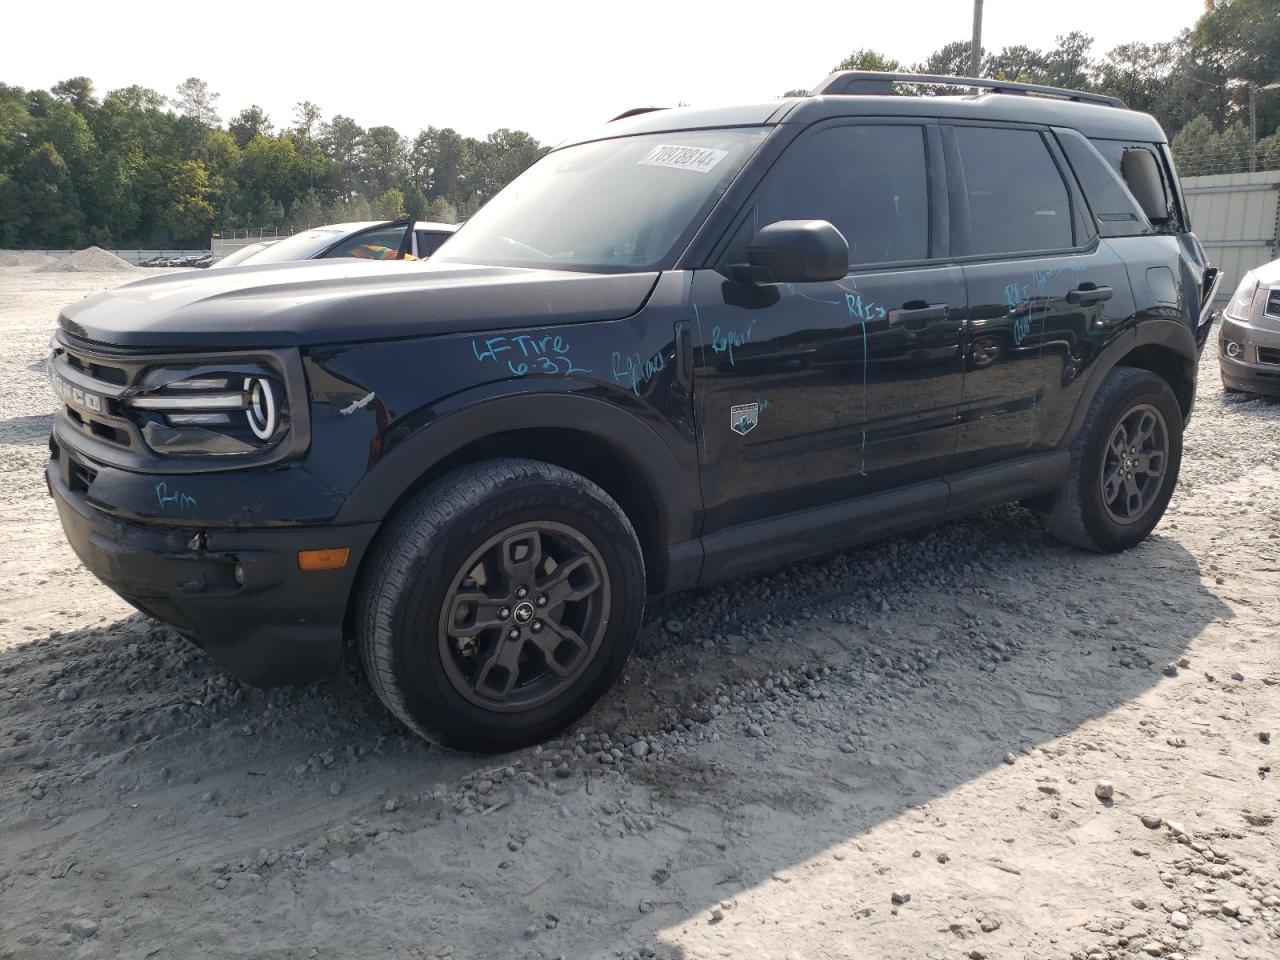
<box><xmin>47</xmin><ymin>72</ymin><xmax>1218</xmax><ymax>752</ymax></box>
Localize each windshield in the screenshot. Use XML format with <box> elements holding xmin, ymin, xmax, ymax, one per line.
<box><xmin>213</xmin><ymin>241</ymin><xmax>274</xmax><ymax>268</ymax></box>
<box><xmin>237</xmin><ymin>229</ymin><xmax>344</xmax><ymax>265</ymax></box>
<box><xmin>435</xmin><ymin>128</ymin><xmax>768</xmax><ymax>273</ymax></box>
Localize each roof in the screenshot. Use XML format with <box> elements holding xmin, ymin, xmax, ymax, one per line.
<box><xmin>565</xmin><ymin>85</ymin><xmax>1167</xmax><ymax>149</ymax></box>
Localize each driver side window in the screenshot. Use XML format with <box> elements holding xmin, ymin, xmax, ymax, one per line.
<box><xmin>750</xmin><ymin>124</ymin><xmax>930</xmax><ymax>268</ymax></box>
<box><xmin>322</xmin><ymin>225</ymin><xmax>409</xmax><ymax>260</ymax></box>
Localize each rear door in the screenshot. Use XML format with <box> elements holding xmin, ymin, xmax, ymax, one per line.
<box><xmin>692</xmin><ymin>120</ymin><xmax>966</xmax><ymax>534</ymax></box>
<box><xmin>943</xmin><ymin>123</ymin><xmax>1135</xmax><ymax>470</ymax></box>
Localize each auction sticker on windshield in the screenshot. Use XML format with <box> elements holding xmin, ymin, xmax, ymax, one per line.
<box><xmin>638</xmin><ymin>144</ymin><xmax>729</xmax><ymax>174</ymax></box>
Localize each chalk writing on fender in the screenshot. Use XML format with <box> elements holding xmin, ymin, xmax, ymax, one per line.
<box><xmin>710</xmin><ymin>319</ymin><xmax>757</xmax><ymax>365</ymax></box>
<box><xmin>611</xmin><ymin>350</ymin><xmax>666</xmax><ymax>396</ymax></box>
<box><xmin>155</xmin><ymin>482</ymin><xmax>197</xmax><ymax>512</ymax></box>
<box><xmin>842</xmin><ymin>288</ymin><xmax>884</xmax><ymax>477</ymax></box>
<box><xmin>471</xmin><ymin>333</ymin><xmax>593</xmax><ymax>377</ymax></box>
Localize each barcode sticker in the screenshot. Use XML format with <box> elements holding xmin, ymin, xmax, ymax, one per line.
<box><xmin>638</xmin><ymin>144</ymin><xmax>729</xmax><ymax>174</ymax></box>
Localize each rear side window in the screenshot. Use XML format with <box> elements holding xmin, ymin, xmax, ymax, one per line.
<box><xmin>415</xmin><ymin>231</ymin><xmax>450</xmax><ymax>257</ymax></box>
<box><xmin>953</xmin><ymin>126</ymin><xmax>1074</xmax><ymax>255</ymax></box>
<box><xmin>1054</xmin><ymin>128</ymin><xmax>1151</xmax><ymax>238</ymax></box>
<box><xmin>754</xmin><ymin>124</ymin><xmax>930</xmax><ymax>266</ymax></box>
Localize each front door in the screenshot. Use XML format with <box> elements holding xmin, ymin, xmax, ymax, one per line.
<box><xmin>691</xmin><ymin>120</ymin><xmax>965</xmax><ymax>535</ymax></box>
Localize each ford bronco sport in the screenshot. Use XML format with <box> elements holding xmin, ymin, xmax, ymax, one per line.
<box><xmin>47</xmin><ymin>72</ymin><xmax>1219</xmax><ymax>752</ymax></box>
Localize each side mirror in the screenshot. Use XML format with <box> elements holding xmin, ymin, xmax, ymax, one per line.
<box><xmin>1120</xmin><ymin>149</ymin><xmax>1169</xmax><ymax>224</ymax></box>
<box><xmin>733</xmin><ymin>220</ymin><xmax>849</xmax><ymax>284</ymax></box>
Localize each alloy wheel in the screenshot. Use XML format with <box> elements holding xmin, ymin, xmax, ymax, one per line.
<box><xmin>1099</xmin><ymin>402</ymin><xmax>1168</xmax><ymax>525</ymax></box>
<box><xmin>437</xmin><ymin>522</ymin><xmax>610</xmax><ymax>712</ymax></box>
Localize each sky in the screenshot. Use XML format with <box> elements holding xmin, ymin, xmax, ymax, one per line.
<box><xmin>5</xmin><ymin>0</ymin><xmax>1208</xmax><ymax>145</ymax></box>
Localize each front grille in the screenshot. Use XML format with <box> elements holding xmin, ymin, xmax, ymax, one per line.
<box><xmin>50</xmin><ymin>340</ymin><xmax>148</xmax><ymax>452</ymax></box>
<box><xmin>1258</xmin><ymin>346</ymin><xmax>1280</xmax><ymax>365</ymax></box>
<box><xmin>1267</xmin><ymin>288</ymin><xmax>1280</xmax><ymax>319</ymax></box>
<box><xmin>49</xmin><ymin>332</ymin><xmax>305</xmax><ymax>474</ymax></box>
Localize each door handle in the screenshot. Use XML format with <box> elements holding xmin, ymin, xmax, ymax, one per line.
<box><xmin>888</xmin><ymin>301</ymin><xmax>949</xmax><ymax>328</ymax></box>
<box><xmin>1066</xmin><ymin>283</ymin><xmax>1113</xmax><ymax>305</ymax></box>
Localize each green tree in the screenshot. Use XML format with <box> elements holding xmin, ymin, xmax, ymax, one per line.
<box><xmin>172</xmin><ymin>77</ymin><xmax>220</xmax><ymax>125</ymax></box>
<box><xmin>373</xmin><ymin>187</ymin><xmax>406</xmax><ymax>219</ymax></box>
<box><xmin>1041</xmin><ymin>32</ymin><xmax>1096</xmax><ymax>90</ymax></box>
<box><xmin>832</xmin><ymin>49</ymin><xmax>902</xmax><ymax>72</ymax></box>
<box><xmin>51</xmin><ymin>77</ymin><xmax>96</xmax><ymax>114</ymax></box>
<box><xmin>155</xmin><ymin>158</ymin><xmax>216</xmax><ymax>240</ymax></box>
<box><xmin>408</xmin><ymin>126</ymin><xmax>470</xmax><ymax>204</ymax></box>
<box><xmin>425</xmin><ymin>195</ymin><xmax>457</xmax><ymax>224</ymax></box>
<box><xmin>229</xmin><ymin>106</ymin><xmax>272</xmax><ymax>148</ymax></box>
<box><xmin>289</xmin><ymin>190</ymin><xmax>323</xmax><ymax>229</ymax></box>
<box><xmin>401</xmin><ymin>182</ymin><xmax>428</xmax><ymax>219</ymax></box>
<box><xmin>322</xmin><ymin>114</ymin><xmax>364</xmax><ymax>196</ymax></box>
<box><xmin>11</xmin><ymin>142</ymin><xmax>83</xmax><ymax>245</ymax></box>
<box><xmin>362</xmin><ymin>125</ymin><xmax>406</xmax><ymax>195</ymax></box>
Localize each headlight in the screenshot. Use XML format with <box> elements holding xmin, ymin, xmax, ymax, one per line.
<box><xmin>123</xmin><ymin>366</ymin><xmax>290</xmax><ymax>456</ymax></box>
<box><xmin>1224</xmin><ymin>273</ymin><xmax>1260</xmax><ymax>322</ymax></box>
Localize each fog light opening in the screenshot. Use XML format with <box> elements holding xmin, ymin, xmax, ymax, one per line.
<box><xmin>1225</xmin><ymin>340</ymin><xmax>1243</xmax><ymax>359</ymax></box>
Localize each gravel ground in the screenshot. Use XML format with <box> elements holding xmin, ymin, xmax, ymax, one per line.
<box><xmin>1</xmin><ymin>268</ymin><xmax>1277</xmax><ymax>960</ymax></box>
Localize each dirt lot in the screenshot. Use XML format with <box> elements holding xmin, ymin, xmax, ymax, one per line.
<box><xmin>1</xmin><ymin>267</ymin><xmax>1277</xmax><ymax>960</ymax></box>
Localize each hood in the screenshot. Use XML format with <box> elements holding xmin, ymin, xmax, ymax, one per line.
<box><xmin>1250</xmin><ymin>256</ymin><xmax>1280</xmax><ymax>289</ymax></box>
<box><xmin>58</xmin><ymin>259</ymin><xmax>660</xmax><ymax>350</ymax></box>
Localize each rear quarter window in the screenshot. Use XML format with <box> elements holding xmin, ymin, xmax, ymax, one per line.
<box><xmin>1055</xmin><ymin>128</ymin><xmax>1152</xmax><ymax>238</ymax></box>
<box><xmin>1088</xmin><ymin>138</ymin><xmax>1181</xmax><ymax>232</ymax></box>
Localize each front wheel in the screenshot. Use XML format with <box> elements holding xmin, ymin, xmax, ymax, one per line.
<box><xmin>1045</xmin><ymin>367</ymin><xmax>1183</xmax><ymax>552</ymax></box>
<box><xmin>357</xmin><ymin>459</ymin><xmax>645</xmax><ymax>752</ymax></box>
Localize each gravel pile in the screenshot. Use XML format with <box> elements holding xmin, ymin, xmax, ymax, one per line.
<box><xmin>0</xmin><ymin>252</ymin><xmax>59</xmax><ymax>270</ymax></box>
<box><xmin>36</xmin><ymin>246</ymin><xmax>136</xmax><ymax>273</ymax></box>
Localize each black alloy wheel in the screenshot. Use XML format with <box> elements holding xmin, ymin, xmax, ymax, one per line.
<box><xmin>439</xmin><ymin>522</ymin><xmax>610</xmax><ymax>711</ymax></box>
<box><xmin>1099</xmin><ymin>403</ymin><xmax>1168</xmax><ymax>525</ymax></box>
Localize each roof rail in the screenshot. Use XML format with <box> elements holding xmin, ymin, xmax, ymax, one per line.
<box><xmin>610</xmin><ymin>106</ymin><xmax>669</xmax><ymax>122</ymax></box>
<box><xmin>811</xmin><ymin>71</ymin><xmax>1127</xmax><ymax>109</ymax></box>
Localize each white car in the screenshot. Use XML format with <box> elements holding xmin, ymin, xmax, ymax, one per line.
<box><xmin>213</xmin><ymin>220</ymin><xmax>457</xmax><ymax>268</ymax></box>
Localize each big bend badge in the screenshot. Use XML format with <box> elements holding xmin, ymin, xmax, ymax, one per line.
<box><xmin>730</xmin><ymin>402</ymin><xmax>759</xmax><ymax>437</ymax></box>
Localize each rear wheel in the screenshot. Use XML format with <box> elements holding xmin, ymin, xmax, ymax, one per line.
<box><xmin>357</xmin><ymin>459</ymin><xmax>645</xmax><ymax>752</ymax></box>
<box><xmin>1045</xmin><ymin>367</ymin><xmax>1183</xmax><ymax>552</ymax></box>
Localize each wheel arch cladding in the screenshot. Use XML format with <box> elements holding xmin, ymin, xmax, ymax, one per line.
<box><xmin>1115</xmin><ymin>343</ymin><xmax>1195</xmax><ymax>420</ymax></box>
<box><xmin>336</xmin><ymin>396</ymin><xmax>692</xmax><ymax>596</ymax></box>
<box><xmin>1068</xmin><ymin>319</ymin><xmax>1198</xmax><ymax>443</ymax></box>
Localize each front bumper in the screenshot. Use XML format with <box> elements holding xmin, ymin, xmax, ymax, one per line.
<box><xmin>1219</xmin><ymin>314</ymin><xmax>1280</xmax><ymax>396</ymax></box>
<box><xmin>47</xmin><ymin>449</ymin><xmax>379</xmax><ymax>686</ymax></box>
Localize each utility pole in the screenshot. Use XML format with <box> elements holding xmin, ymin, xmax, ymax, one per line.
<box><xmin>970</xmin><ymin>0</ymin><xmax>984</xmax><ymax>78</ymax></box>
<box><xmin>1249</xmin><ymin>83</ymin><xmax>1259</xmax><ymax>173</ymax></box>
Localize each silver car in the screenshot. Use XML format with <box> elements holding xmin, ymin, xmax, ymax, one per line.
<box><xmin>1220</xmin><ymin>257</ymin><xmax>1280</xmax><ymax>396</ymax></box>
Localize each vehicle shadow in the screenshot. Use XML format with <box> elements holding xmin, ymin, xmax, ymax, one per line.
<box><xmin>0</xmin><ymin>507</ymin><xmax>1231</xmax><ymax>959</ymax></box>
<box><xmin>0</xmin><ymin>412</ymin><xmax>53</xmax><ymax>444</ymax></box>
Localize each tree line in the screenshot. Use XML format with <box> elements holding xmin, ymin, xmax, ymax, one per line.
<box><xmin>0</xmin><ymin>77</ymin><xmax>546</xmax><ymax>248</ymax></box>
<box><xmin>1</xmin><ymin>0</ymin><xmax>1276</xmax><ymax>249</ymax></box>
<box><xmin>796</xmin><ymin>0</ymin><xmax>1280</xmax><ymax>177</ymax></box>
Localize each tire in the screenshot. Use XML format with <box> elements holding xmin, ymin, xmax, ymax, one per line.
<box><xmin>357</xmin><ymin>458</ymin><xmax>645</xmax><ymax>752</ymax></box>
<box><xmin>1045</xmin><ymin>367</ymin><xmax>1183</xmax><ymax>552</ymax></box>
